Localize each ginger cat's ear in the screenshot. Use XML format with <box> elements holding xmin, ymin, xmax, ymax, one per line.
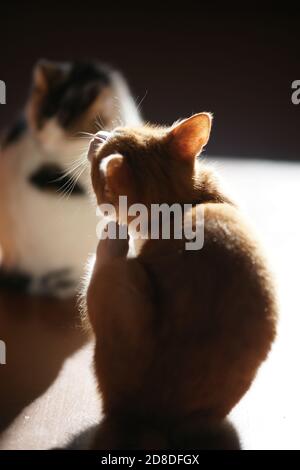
<box><xmin>168</xmin><ymin>113</ymin><xmax>212</xmax><ymax>161</ymax></box>
<box><xmin>100</xmin><ymin>154</ymin><xmax>132</xmax><ymax>198</ymax></box>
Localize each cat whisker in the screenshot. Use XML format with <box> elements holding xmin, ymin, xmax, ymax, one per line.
<box><xmin>76</xmin><ymin>131</ymin><xmax>96</xmax><ymax>138</ymax></box>
<box><xmin>95</xmin><ymin>114</ymin><xmax>106</xmax><ymax>131</ymax></box>
<box><xmin>60</xmin><ymin>159</ymin><xmax>87</xmax><ymax>180</ymax></box>
<box><xmin>135</xmin><ymin>90</ymin><xmax>148</xmax><ymax>112</ymax></box>
<box><xmin>58</xmin><ymin>165</ymin><xmax>86</xmax><ymax>200</ymax></box>
<box><xmin>52</xmin><ymin>154</ymin><xmax>88</xmax><ymax>189</ymax></box>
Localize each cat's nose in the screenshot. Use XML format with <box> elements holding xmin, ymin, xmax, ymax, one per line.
<box><xmin>96</xmin><ymin>131</ymin><xmax>110</xmax><ymax>140</ymax></box>
<box><xmin>87</xmin><ymin>132</ymin><xmax>109</xmax><ymax>162</ymax></box>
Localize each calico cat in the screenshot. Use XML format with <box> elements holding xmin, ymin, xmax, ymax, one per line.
<box><xmin>85</xmin><ymin>113</ymin><xmax>277</xmax><ymax>449</ymax></box>
<box><xmin>0</xmin><ymin>60</ymin><xmax>141</xmax><ymax>297</ymax></box>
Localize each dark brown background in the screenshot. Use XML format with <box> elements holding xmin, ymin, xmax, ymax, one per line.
<box><xmin>0</xmin><ymin>3</ymin><xmax>299</xmax><ymax>160</ymax></box>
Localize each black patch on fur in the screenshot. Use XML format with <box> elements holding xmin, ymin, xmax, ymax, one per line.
<box><xmin>29</xmin><ymin>163</ymin><xmax>85</xmax><ymax>195</ymax></box>
<box><xmin>0</xmin><ymin>267</ymin><xmax>76</xmax><ymax>296</ymax></box>
<box><xmin>1</xmin><ymin>115</ymin><xmax>27</xmax><ymax>148</ymax></box>
<box><xmin>0</xmin><ymin>268</ymin><xmax>32</xmax><ymax>292</ymax></box>
<box><xmin>39</xmin><ymin>269</ymin><xmax>75</xmax><ymax>292</ymax></box>
<box><xmin>38</xmin><ymin>62</ymin><xmax>112</xmax><ymax>129</ymax></box>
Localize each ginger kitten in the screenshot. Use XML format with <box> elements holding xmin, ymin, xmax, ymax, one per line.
<box><xmin>86</xmin><ymin>113</ymin><xmax>277</xmax><ymax>449</ymax></box>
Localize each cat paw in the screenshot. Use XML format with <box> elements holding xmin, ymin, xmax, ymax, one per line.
<box><xmin>96</xmin><ymin>222</ymin><xmax>129</xmax><ymax>264</ymax></box>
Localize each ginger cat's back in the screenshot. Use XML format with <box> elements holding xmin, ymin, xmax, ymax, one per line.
<box><xmin>90</xmin><ymin>202</ymin><xmax>275</xmax><ymax>422</ymax></box>
<box><xmin>85</xmin><ymin>113</ymin><xmax>277</xmax><ymax>449</ymax></box>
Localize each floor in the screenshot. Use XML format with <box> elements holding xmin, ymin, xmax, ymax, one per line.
<box><xmin>0</xmin><ymin>157</ymin><xmax>299</xmax><ymax>450</ymax></box>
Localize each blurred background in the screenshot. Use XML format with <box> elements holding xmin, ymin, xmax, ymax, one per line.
<box><xmin>0</xmin><ymin>3</ymin><xmax>299</xmax><ymax>160</ymax></box>
<box><xmin>0</xmin><ymin>3</ymin><xmax>300</xmax><ymax>451</ymax></box>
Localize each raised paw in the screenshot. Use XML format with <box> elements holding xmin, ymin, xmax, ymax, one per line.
<box><xmin>96</xmin><ymin>222</ymin><xmax>129</xmax><ymax>266</ymax></box>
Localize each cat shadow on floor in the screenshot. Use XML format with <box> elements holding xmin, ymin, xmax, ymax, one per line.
<box><xmin>65</xmin><ymin>419</ymin><xmax>241</xmax><ymax>450</ymax></box>
<box><xmin>0</xmin><ymin>286</ymin><xmax>88</xmax><ymax>434</ymax></box>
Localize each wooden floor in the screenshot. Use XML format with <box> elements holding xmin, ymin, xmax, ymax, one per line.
<box><xmin>0</xmin><ymin>157</ymin><xmax>299</xmax><ymax>450</ymax></box>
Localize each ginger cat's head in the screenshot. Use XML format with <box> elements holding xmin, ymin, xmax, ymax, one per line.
<box><xmin>88</xmin><ymin>113</ymin><xmax>212</xmax><ymax>221</ymax></box>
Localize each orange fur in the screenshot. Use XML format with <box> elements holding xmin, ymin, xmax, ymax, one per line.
<box><xmin>86</xmin><ymin>114</ymin><xmax>277</xmax><ymax>449</ymax></box>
